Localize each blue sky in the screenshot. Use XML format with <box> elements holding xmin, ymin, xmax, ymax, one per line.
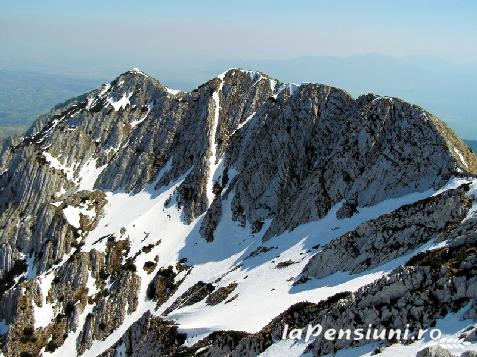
<box><xmin>1</xmin><ymin>0</ymin><xmax>477</xmax><ymax>137</ymax></box>
<box><xmin>2</xmin><ymin>0</ymin><xmax>477</xmax><ymax>70</ymax></box>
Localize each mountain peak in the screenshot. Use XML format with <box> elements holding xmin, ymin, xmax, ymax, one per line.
<box><xmin>126</xmin><ymin>67</ymin><xmax>148</xmax><ymax>76</ymax></box>
<box><xmin>1</xmin><ymin>67</ymin><xmax>477</xmax><ymax>357</ymax></box>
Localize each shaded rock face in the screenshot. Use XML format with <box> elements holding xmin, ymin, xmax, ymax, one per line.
<box><xmin>163</xmin><ymin>281</ymin><xmax>215</xmax><ymax>315</ymax></box>
<box><xmin>100</xmin><ymin>311</ymin><xmax>186</xmax><ymax>357</ymax></box>
<box><xmin>258</xmin><ymin>92</ymin><xmax>477</xmax><ymax>239</ymax></box>
<box><xmin>146</xmin><ymin>266</ymin><xmax>178</xmax><ymax>305</ymax></box>
<box><xmin>0</xmin><ymin>68</ymin><xmax>477</xmax><ymax>356</ymax></box>
<box><xmin>206</xmin><ymin>282</ymin><xmax>238</xmax><ymax>306</ymax></box>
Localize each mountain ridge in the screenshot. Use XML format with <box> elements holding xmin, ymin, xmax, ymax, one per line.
<box><xmin>0</xmin><ymin>68</ymin><xmax>477</xmax><ymax>356</ymax></box>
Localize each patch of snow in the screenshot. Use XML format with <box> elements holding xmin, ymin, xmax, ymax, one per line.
<box><xmin>206</xmin><ymin>76</ymin><xmax>225</xmax><ymax>206</ymax></box>
<box><xmin>36</xmin><ymin>113</ymin><xmax>68</xmax><ymax>144</ymax></box>
<box><xmin>130</xmin><ymin>104</ymin><xmax>152</xmax><ymax>128</ymax></box>
<box><xmin>233</xmin><ymin>112</ymin><xmax>256</xmax><ymax>134</ymax></box>
<box><xmin>99</xmin><ymin>83</ymin><xmax>111</xmax><ymax>97</ymax></box>
<box><xmin>33</xmin><ymin>272</ymin><xmax>55</xmax><ymax>329</ymax></box>
<box><xmin>107</xmin><ymin>92</ymin><xmax>133</xmax><ymax>111</ymax></box>
<box><xmin>63</xmin><ymin>202</ymin><xmax>96</xmax><ymax>229</ymax></box>
<box><xmin>371</xmin><ymin>96</ymin><xmax>394</xmax><ymax>104</ymax></box>
<box><xmin>273</xmin><ymin>83</ymin><xmax>289</xmax><ymax>99</ymax></box>
<box><xmin>114</xmin><ymin>343</ymin><xmax>126</xmax><ymax>357</ymax></box>
<box><xmin>165</xmin><ymin>87</ymin><xmax>182</xmax><ymax>96</ymax></box>
<box><xmin>259</xmin><ymin>339</ymin><xmax>309</xmax><ymax>356</ymax></box>
<box><xmin>86</xmin><ymin>272</ymin><xmax>98</xmax><ymax>297</ymax></box>
<box><xmin>86</xmin><ymin>95</ymin><xmax>96</xmax><ymax>110</ymax></box>
<box><xmin>462</xmin><ymin>179</ymin><xmax>477</xmax><ymax>220</ymax></box>
<box><xmin>288</xmin><ymin>83</ymin><xmax>300</xmax><ymax>96</ymax></box>
<box><xmin>25</xmin><ymin>255</ymin><xmax>37</xmax><ymax>279</ymax></box>
<box><xmin>128</xmin><ymin>67</ymin><xmax>147</xmax><ymax>76</ymax></box>
<box><xmin>42</xmin><ymin>152</ymin><xmax>76</xmax><ymax>182</ymax></box>
<box><xmin>55</xmin><ymin>186</ymin><xmax>67</xmax><ymax>198</ymax></box>
<box><xmin>269</xmin><ymin>79</ymin><xmax>278</xmax><ymax>92</ymax></box>
<box><xmin>77</xmin><ymin>158</ymin><xmax>107</xmax><ymax>191</ymax></box>
<box><xmin>454</xmin><ymin>147</ymin><xmax>468</xmax><ymax>168</ymax></box>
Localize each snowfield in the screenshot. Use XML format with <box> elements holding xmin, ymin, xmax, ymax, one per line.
<box><xmin>31</xmin><ymin>162</ymin><xmax>477</xmax><ymax>357</ymax></box>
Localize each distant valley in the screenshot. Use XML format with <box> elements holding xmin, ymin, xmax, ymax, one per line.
<box><xmin>0</xmin><ymin>70</ymin><xmax>103</xmax><ymax>141</ymax></box>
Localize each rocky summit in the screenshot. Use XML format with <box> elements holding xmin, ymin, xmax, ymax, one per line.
<box><xmin>1</xmin><ymin>68</ymin><xmax>477</xmax><ymax>356</ymax></box>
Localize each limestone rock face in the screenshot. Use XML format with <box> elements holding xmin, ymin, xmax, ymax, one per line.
<box><xmin>416</xmin><ymin>346</ymin><xmax>455</xmax><ymax>357</ymax></box>
<box><xmin>0</xmin><ymin>68</ymin><xmax>477</xmax><ymax>356</ymax></box>
<box><xmin>100</xmin><ymin>311</ymin><xmax>186</xmax><ymax>357</ymax></box>
<box><xmin>296</xmin><ymin>185</ymin><xmax>472</xmax><ymax>282</ymax></box>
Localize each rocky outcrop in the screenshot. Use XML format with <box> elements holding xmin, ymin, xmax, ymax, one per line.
<box><xmin>206</xmin><ymin>283</ymin><xmax>238</xmax><ymax>306</ymax></box>
<box><xmin>259</xmin><ymin>92</ymin><xmax>477</xmax><ymax>240</ymax></box>
<box><xmin>297</xmin><ymin>185</ymin><xmax>472</xmax><ymax>282</ymax></box>
<box><xmin>305</xmin><ymin>234</ymin><xmax>477</xmax><ymax>356</ymax></box>
<box><xmin>100</xmin><ymin>311</ymin><xmax>186</xmax><ymax>357</ymax></box>
<box><xmin>164</xmin><ymin>281</ymin><xmax>215</xmax><ymax>315</ymax></box>
<box><xmin>146</xmin><ymin>266</ymin><xmax>184</xmax><ymax>308</ymax></box>
<box><xmin>416</xmin><ymin>346</ymin><xmax>455</xmax><ymax>357</ymax></box>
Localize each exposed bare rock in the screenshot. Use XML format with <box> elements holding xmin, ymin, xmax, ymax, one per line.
<box><xmin>416</xmin><ymin>346</ymin><xmax>455</xmax><ymax>357</ymax></box>
<box><xmin>164</xmin><ymin>281</ymin><xmax>215</xmax><ymax>315</ymax></box>
<box><xmin>206</xmin><ymin>283</ymin><xmax>238</xmax><ymax>306</ymax></box>
<box><xmin>146</xmin><ymin>266</ymin><xmax>181</xmax><ymax>308</ymax></box>
<box><xmin>77</xmin><ymin>269</ymin><xmax>141</xmax><ymax>354</ymax></box>
<box><xmin>297</xmin><ymin>185</ymin><xmax>472</xmax><ymax>282</ymax></box>
<box><xmin>461</xmin><ymin>352</ymin><xmax>477</xmax><ymax>357</ymax></box>
<box><xmin>100</xmin><ymin>311</ymin><xmax>186</xmax><ymax>357</ymax></box>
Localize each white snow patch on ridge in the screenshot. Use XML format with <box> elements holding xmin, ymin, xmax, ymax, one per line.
<box><xmin>43</xmin><ymin>153</ymin><xmax>105</xmax><ymax>190</ymax></box>
<box><xmin>63</xmin><ymin>202</ymin><xmax>96</xmax><ymax>229</ymax></box>
<box><xmin>232</xmin><ymin>111</ymin><xmax>256</xmax><ymax>136</ymax></box>
<box><xmin>453</xmin><ymin>147</ymin><xmax>468</xmax><ymax>168</ymax></box>
<box><xmin>206</xmin><ymin>75</ymin><xmax>225</xmax><ymax>206</ymax></box>
<box><xmin>107</xmin><ymin>92</ymin><xmax>133</xmax><ymax>111</ymax></box>
<box><xmin>288</xmin><ymin>83</ymin><xmax>301</xmax><ymax>95</ymax></box>
<box><xmin>128</xmin><ymin>67</ymin><xmax>147</xmax><ymax>76</ymax></box>
<box><xmin>42</xmin><ymin>152</ymin><xmax>76</xmax><ymax>182</ymax></box>
<box><xmin>33</xmin><ymin>272</ymin><xmax>55</xmax><ymax>329</ymax></box>
<box><xmin>77</xmin><ymin>158</ymin><xmax>107</xmax><ymax>191</ymax></box>
<box><xmin>165</xmin><ymin>87</ymin><xmax>182</xmax><ymax>96</ymax></box>
<box><xmin>99</xmin><ymin>83</ymin><xmax>111</xmax><ymax>96</ymax></box>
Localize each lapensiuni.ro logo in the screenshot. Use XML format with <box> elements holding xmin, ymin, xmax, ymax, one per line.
<box><xmin>282</xmin><ymin>324</ymin><xmax>471</xmax><ymax>351</ymax></box>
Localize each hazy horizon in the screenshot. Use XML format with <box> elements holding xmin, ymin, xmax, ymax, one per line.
<box><xmin>1</xmin><ymin>0</ymin><xmax>476</xmax><ymax>138</ymax></box>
